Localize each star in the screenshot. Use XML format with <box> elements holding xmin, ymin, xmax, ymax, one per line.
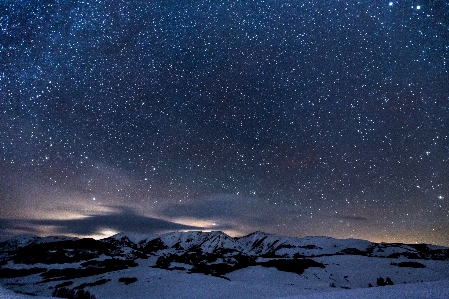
<box><xmin>0</xmin><ymin>0</ymin><xmax>448</xmax><ymax>246</ymax></box>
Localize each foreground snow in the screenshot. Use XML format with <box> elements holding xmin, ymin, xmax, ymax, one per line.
<box><xmin>276</xmin><ymin>280</ymin><xmax>449</xmax><ymax>299</ymax></box>
<box><xmin>0</xmin><ymin>286</ymin><xmax>52</xmax><ymax>299</ymax></box>
<box><xmin>1</xmin><ymin>231</ymin><xmax>448</xmax><ymax>298</ymax></box>
<box><xmin>1</xmin><ymin>280</ymin><xmax>449</xmax><ymax>299</ymax></box>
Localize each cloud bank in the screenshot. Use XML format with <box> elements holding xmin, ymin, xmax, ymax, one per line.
<box><xmin>0</xmin><ymin>206</ymin><xmax>203</xmax><ymax>238</ymax></box>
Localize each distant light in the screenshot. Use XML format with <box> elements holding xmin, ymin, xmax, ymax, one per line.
<box><xmin>389</xmin><ymin>2</ymin><xmax>393</xmax><ymax>6</ymax></box>
<box><xmin>416</xmin><ymin>5</ymin><xmax>421</xmax><ymax>9</ymax></box>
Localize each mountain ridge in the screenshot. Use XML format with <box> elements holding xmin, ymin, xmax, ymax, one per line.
<box><xmin>2</xmin><ymin>230</ymin><xmax>448</xmax><ymax>261</ymax></box>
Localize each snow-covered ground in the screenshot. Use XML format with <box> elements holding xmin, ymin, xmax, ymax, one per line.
<box><xmin>1</xmin><ymin>232</ymin><xmax>448</xmax><ymax>298</ymax></box>
<box><xmin>0</xmin><ymin>286</ymin><xmax>52</xmax><ymax>299</ymax></box>
<box><xmin>276</xmin><ymin>280</ymin><xmax>449</xmax><ymax>299</ymax></box>
<box><xmin>2</xmin><ymin>280</ymin><xmax>449</xmax><ymax>299</ymax></box>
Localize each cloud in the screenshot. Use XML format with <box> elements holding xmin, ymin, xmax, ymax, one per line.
<box><xmin>159</xmin><ymin>194</ymin><xmax>278</xmax><ymax>220</ymax></box>
<box><xmin>0</xmin><ymin>206</ymin><xmax>204</xmax><ymax>237</ymax></box>
<box><xmin>160</xmin><ymin>194</ymin><xmax>245</xmax><ymax>219</ymax></box>
<box><xmin>0</xmin><ymin>218</ymin><xmax>45</xmax><ymax>237</ymax></box>
<box><xmin>156</xmin><ymin>194</ymin><xmax>297</xmax><ymax>234</ymax></box>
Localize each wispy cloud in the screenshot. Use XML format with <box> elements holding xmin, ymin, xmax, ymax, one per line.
<box><xmin>0</xmin><ymin>206</ymin><xmax>204</xmax><ymax>238</ymax></box>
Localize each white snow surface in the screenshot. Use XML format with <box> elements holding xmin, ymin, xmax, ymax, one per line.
<box><xmin>237</xmin><ymin>232</ymin><xmax>373</xmax><ymax>257</ymax></box>
<box><xmin>275</xmin><ymin>280</ymin><xmax>449</xmax><ymax>299</ymax></box>
<box><xmin>158</xmin><ymin>230</ymin><xmax>243</xmax><ymax>252</ymax></box>
<box><xmin>1</xmin><ymin>231</ymin><xmax>449</xmax><ymax>298</ymax></box>
<box><xmin>0</xmin><ymin>286</ymin><xmax>52</xmax><ymax>299</ymax></box>
<box><xmin>1</xmin><ymin>280</ymin><xmax>449</xmax><ymax>299</ymax></box>
<box><xmin>0</xmin><ymin>235</ymin><xmax>75</xmax><ymax>252</ymax></box>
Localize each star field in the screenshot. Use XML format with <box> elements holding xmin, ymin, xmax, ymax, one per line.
<box><xmin>1</xmin><ymin>0</ymin><xmax>448</xmax><ymax>245</ymax></box>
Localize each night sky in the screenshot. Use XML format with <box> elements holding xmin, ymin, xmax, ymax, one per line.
<box><xmin>1</xmin><ymin>0</ymin><xmax>448</xmax><ymax>246</ymax></box>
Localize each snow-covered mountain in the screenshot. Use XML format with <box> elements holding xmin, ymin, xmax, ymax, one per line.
<box><xmin>0</xmin><ymin>231</ymin><xmax>448</xmax><ymax>298</ymax></box>
<box><xmin>0</xmin><ymin>234</ymin><xmax>76</xmax><ymax>253</ymax></box>
<box><xmin>100</xmin><ymin>230</ymin><xmax>449</xmax><ymax>259</ymax></box>
<box><xmin>235</xmin><ymin>231</ymin><xmax>374</xmax><ymax>257</ymax></box>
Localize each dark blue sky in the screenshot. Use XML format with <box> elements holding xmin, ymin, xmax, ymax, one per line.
<box><xmin>1</xmin><ymin>0</ymin><xmax>448</xmax><ymax>245</ymax></box>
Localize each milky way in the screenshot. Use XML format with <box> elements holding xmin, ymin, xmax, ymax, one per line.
<box><xmin>1</xmin><ymin>0</ymin><xmax>448</xmax><ymax>245</ymax></box>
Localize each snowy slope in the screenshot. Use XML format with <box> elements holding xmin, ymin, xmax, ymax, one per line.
<box><xmin>157</xmin><ymin>230</ymin><xmax>243</xmax><ymax>253</ymax></box>
<box><xmin>276</xmin><ymin>279</ymin><xmax>449</xmax><ymax>299</ymax></box>
<box><xmin>0</xmin><ymin>235</ymin><xmax>76</xmax><ymax>252</ymax></box>
<box><xmin>1</xmin><ymin>280</ymin><xmax>449</xmax><ymax>299</ymax></box>
<box><xmin>0</xmin><ymin>231</ymin><xmax>448</xmax><ymax>298</ymax></box>
<box><xmin>0</xmin><ymin>286</ymin><xmax>52</xmax><ymax>299</ymax></box>
<box><xmin>106</xmin><ymin>230</ymin><xmax>447</xmax><ymax>260</ymax></box>
<box><xmin>237</xmin><ymin>232</ymin><xmax>372</xmax><ymax>257</ymax></box>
